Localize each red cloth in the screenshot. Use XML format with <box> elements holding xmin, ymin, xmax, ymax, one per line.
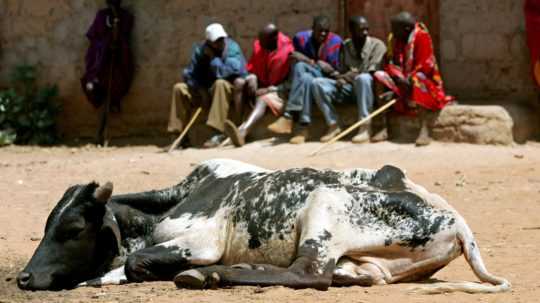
<box><xmin>247</xmin><ymin>32</ymin><xmax>294</xmax><ymax>88</ymax></box>
<box><xmin>375</xmin><ymin>23</ymin><xmax>453</xmax><ymax>115</ymax></box>
<box><xmin>525</xmin><ymin>0</ymin><xmax>540</xmax><ymax>86</ymax></box>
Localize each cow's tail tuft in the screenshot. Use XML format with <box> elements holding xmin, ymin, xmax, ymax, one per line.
<box><xmin>409</xmin><ymin>217</ymin><xmax>511</xmax><ymax>294</ymax></box>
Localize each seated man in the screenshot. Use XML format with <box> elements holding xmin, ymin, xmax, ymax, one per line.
<box><xmin>223</xmin><ymin>23</ymin><xmax>294</xmax><ymax>147</ymax></box>
<box><xmin>167</xmin><ymin>23</ymin><xmax>248</xmax><ymax>148</ymax></box>
<box><xmin>311</xmin><ymin>16</ymin><xmax>386</xmax><ymax>144</ymax></box>
<box><xmin>374</xmin><ymin>12</ymin><xmax>453</xmax><ymax>146</ymax></box>
<box><xmin>267</xmin><ymin>15</ymin><xmax>343</xmax><ymax>144</ymax></box>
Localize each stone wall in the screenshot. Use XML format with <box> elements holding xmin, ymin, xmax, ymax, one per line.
<box><xmin>440</xmin><ymin>0</ymin><xmax>536</xmax><ymax>104</ymax></box>
<box><xmin>0</xmin><ymin>0</ymin><xmax>338</xmax><ymax>138</ymax></box>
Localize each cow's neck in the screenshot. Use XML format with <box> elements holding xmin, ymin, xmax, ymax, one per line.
<box><xmin>105</xmin><ymin>187</ymin><xmax>183</xmax><ymax>254</ymax></box>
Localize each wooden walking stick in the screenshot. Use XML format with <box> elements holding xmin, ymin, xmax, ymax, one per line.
<box><xmin>309</xmin><ymin>99</ymin><xmax>397</xmax><ymax>157</ymax></box>
<box><xmin>168</xmin><ymin>107</ymin><xmax>202</xmax><ymax>153</ymax></box>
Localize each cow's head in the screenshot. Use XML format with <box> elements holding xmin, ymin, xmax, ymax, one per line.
<box><xmin>17</xmin><ymin>182</ymin><xmax>121</xmax><ymax>291</ymax></box>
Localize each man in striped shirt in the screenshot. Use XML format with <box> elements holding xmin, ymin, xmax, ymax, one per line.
<box><xmin>268</xmin><ymin>15</ymin><xmax>343</xmax><ymax>144</ymax></box>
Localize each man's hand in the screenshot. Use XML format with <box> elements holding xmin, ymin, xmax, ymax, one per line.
<box><xmin>316</xmin><ymin>60</ymin><xmax>335</xmax><ymax>75</ymax></box>
<box><xmin>395</xmin><ymin>76</ymin><xmax>412</xmax><ymax>92</ymax></box>
<box><xmin>256</xmin><ymin>88</ymin><xmax>270</xmax><ymax>97</ymax></box>
<box><xmin>289</xmin><ymin>52</ymin><xmax>315</xmax><ymax>66</ymax></box>
<box><xmin>203</xmin><ymin>44</ymin><xmax>215</xmax><ymax>59</ymax></box>
<box><xmin>335</xmin><ymin>78</ymin><xmax>348</xmax><ymax>89</ymax></box>
<box><xmin>342</xmin><ymin>71</ymin><xmax>359</xmax><ymax>84</ymax></box>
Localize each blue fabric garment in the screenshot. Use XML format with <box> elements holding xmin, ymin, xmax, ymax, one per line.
<box><xmin>293</xmin><ymin>30</ymin><xmax>343</xmax><ymax>69</ymax></box>
<box><xmin>285</xmin><ymin>62</ymin><xmax>323</xmax><ymax>124</ymax></box>
<box><xmin>311</xmin><ymin>73</ymin><xmax>375</xmax><ymax>125</ymax></box>
<box><xmin>183</xmin><ymin>38</ymin><xmax>247</xmax><ymax>89</ymax></box>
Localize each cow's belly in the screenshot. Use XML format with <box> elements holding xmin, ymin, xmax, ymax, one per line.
<box><xmin>220</xmin><ymin>222</ymin><xmax>299</xmax><ymax>267</ymax></box>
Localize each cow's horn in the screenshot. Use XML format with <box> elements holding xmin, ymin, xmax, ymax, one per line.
<box><xmin>93</xmin><ymin>182</ymin><xmax>113</xmax><ymax>203</ymax></box>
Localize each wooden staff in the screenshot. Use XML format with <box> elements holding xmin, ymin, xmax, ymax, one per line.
<box><xmin>168</xmin><ymin>107</ymin><xmax>202</xmax><ymax>153</ymax></box>
<box><xmin>309</xmin><ymin>99</ymin><xmax>396</xmax><ymax>157</ymax></box>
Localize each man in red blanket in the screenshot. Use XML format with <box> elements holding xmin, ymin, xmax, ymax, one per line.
<box><xmin>223</xmin><ymin>23</ymin><xmax>294</xmax><ymax>147</ymax></box>
<box><xmin>374</xmin><ymin>12</ymin><xmax>453</xmax><ymax>146</ymax></box>
<box><xmin>525</xmin><ymin>0</ymin><xmax>540</xmax><ymax>89</ymax></box>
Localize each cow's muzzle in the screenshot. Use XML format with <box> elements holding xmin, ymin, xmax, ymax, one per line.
<box><xmin>16</xmin><ymin>272</ymin><xmax>32</xmax><ymax>290</ymax></box>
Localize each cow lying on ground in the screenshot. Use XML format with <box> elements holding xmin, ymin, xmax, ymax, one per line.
<box><xmin>17</xmin><ymin>159</ymin><xmax>509</xmax><ymax>293</ymax></box>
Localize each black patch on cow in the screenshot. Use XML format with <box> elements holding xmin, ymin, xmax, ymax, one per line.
<box><xmin>320</xmin><ymin>230</ymin><xmax>332</xmax><ymax>241</ymax></box>
<box><xmin>166</xmin><ymin>166</ymin><xmax>348</xmax><ymax>249</ymax></box>
<box><xmin>345</xmin><ymin>190</ymin><xmax>455</xmax><ymax>250</ymax></box>
<box><xmin>302</xmin><ymin>239</ymin><xmax>323</xmax><ymax>251</ymax></box>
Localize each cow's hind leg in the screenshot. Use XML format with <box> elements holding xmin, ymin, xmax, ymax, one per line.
<box><xmin>175</xmin><ymin>242</ymin><xmax>336</xmax><ymax>290</ymax></box>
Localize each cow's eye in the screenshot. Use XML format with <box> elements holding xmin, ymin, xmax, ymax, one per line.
<box><xmin>57</xmin><ymin>226</ymin><xmax>84</xmax><ymax>241</ymax></box>
<box><xmin>67</xmin><ymin>226</ymin><xmax>84</xmax><ymax>239</ymax></box>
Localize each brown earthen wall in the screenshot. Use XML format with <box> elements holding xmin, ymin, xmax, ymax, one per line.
<box><xmin>0</xmin><ymin>0</ymin><xmax>338</xmax><ymax>138</ymax></box>
<box><xmin>0</xmin><ymin>0</ymin><xmax>535</xmax><ymax>138</ymax></box>
<box><xmin>440</xmin><ymin>0</ymin><xmax>535</xmax><ymax>103</ymax></box>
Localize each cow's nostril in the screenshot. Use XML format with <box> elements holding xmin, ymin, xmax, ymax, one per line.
<box><xmin>17</xmin><ymin>272</ymin><xmax>32</xmax><ymax>288</ymax></box>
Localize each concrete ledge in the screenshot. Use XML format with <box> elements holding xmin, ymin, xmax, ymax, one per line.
<box><xmin>186</xmin><ymin>104</ymin><xmax>517</xmax><ymax>146</ymax></box>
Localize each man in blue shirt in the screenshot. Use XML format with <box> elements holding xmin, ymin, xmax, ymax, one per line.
<box><xmin>267</xmin><ymin>15</ymin><xmax>343</xmax><ymax>144</ymax></box>
<box><xmin>168</xmin><ymin>23</ymin><xmax>248</xmax><ymax>148</ymax></box>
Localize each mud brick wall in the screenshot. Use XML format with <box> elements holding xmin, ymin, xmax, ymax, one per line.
<box><xmin>0</xmin><ymin>0</ymin><xmax>535</xmax><ymax>138</ymax></box>
<box><xmin>440</xmin><ymin>0</ymin><xmax>536</xmax><ymax>103</ymax></box>
<box><xmin>0</xmin><ymin>0</ymin><xmax>338</xmax><ymax>138</ymax></box>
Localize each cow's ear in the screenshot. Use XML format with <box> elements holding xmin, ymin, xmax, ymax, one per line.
<box><xmin>93</xmin><ymin>182</ymin><xmax>113</xmax><ymax>204</ymax></box>
<box><xmin>100</xmin><ymin>208</ymin><xmax>122</xmax><ymax>257</ymax></box>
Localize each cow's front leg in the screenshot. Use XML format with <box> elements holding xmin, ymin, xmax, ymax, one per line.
<box><xmin>124</xmin><ymin>244</ymin><xmax>195</xmax><ymax>282</ymax></box>
<box><xmin>125</xmin><ymin>235</ymin><xmax>224</xmax><ymax>282</ymax></box>
<box><xmin>175</xmin><ymin>242</ymin><xmax>337</xmax><ymax>290</ymax></box>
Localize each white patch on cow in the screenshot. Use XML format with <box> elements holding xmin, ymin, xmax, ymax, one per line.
<box><xmin>79</xmin><ymin>266</ymin><xmax>127</xmax><ymax>287</ymax></box>
<box><xmin>54</xmin><ymin>187</ymin><xmax>83</xmax><ymax>223</ymax></box>
<box><xmin>125</xmin><ymin>237</ymin><xmax>146</xmax><ymax>254</ymax></box>
<box><xmin>200</xmin><ymin>159</ymin><xmax>270</xmax><ymax>178</ymax></box>
<box><xmin>153</xmin><ymin>208</ymin><xmax>231</xmax><ymax>265</ymax></box>
<box><xmin>220</xmin><ymin>220</ymin><xmax>299</xmax><ymax>267</ymax></box>
<box><xmin>338</xmin><ymin>168</ymin><xmax>377</xmax><ymax>186</ymax></box>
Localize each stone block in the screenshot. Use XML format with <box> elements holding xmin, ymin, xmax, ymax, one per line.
<box><xmin>431</xmin><ymin>104</ymin><xmax>514</xmax><ymax>145</ymax></box>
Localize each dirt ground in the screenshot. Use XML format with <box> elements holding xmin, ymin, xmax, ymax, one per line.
<box><xmin>1</xmin><ymin>140</ymin><xmax>539</xmax><ymax>303</ymax></box>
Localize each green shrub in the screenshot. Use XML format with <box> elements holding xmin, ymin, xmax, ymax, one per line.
<box><xmin>0</xmin><ymin>65</ymin><xmax>61</xmax><ymax>146</ymax></box>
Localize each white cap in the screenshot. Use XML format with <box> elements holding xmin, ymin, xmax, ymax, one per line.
<box><xmin>205</xmin><ymin>23</ymin><xmax>228</xmax><ymax>42</ymax></box>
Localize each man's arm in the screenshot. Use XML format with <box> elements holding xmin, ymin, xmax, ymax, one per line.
<box><xmin>210</xmin><ymin>40</ymin><xmax>247</xmax><ymax>79</ymax></box>
<box><xmin>367</xmin><ymin>40</ymin><xmax>388</xmax><ymax>73</ymax></box>
<box><xmin>182</xmin><ymin>43</ymin><xmax>205</xmax><ymax>87</ymax></box>
<box><xmin>289</xmin><ymin>51</ymin><xmax>315</xmax><ymax>65</ymax></box>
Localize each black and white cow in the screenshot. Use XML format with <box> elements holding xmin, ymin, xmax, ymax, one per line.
<box><xmin>17</xmin><ymin>159</ymin><xmax>509</xmax><ymax>293</ymax></box>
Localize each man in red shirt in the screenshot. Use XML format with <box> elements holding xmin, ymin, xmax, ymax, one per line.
<box><xmin>224</xmin><ymin>23</ymin><xmax>294</xmax><ymax>147</ymax></box>
<box><xmin>375</xmin><ymin>12</ymin><xmax>453</xmax><ymax>146</ymax></box>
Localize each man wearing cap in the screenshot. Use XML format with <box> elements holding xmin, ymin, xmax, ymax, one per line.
<box><xmin>168</xmin><ymin>23</ymin><xmax>248</xmax><ymax>148</ymax></box>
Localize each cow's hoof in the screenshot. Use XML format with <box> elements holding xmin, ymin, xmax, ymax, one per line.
<box><xmin>174</xmin><ymin>270</ymin><xmax>220</xmax><ymax>289</ymax></box>
<box><xmin>175</xmin><ymin>270</ymin><xmax>206</xmax><ymax>289</ymax></box>
<box><xmin>231</xmin><ymin>263</ymin><xmax>253</xmax><ymax>270</ymax></box>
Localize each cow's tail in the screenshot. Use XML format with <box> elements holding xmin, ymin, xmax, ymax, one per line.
<box><xmin>410</xmin><ymin>217</ymin><xmax>511</xmax><ymax>294</ymax></box>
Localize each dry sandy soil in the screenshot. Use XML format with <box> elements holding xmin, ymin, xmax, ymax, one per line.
<box><xmin>1</xmin><ymin>140</ymin><xmax>539</xmax><ymax>303</ymax></box>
